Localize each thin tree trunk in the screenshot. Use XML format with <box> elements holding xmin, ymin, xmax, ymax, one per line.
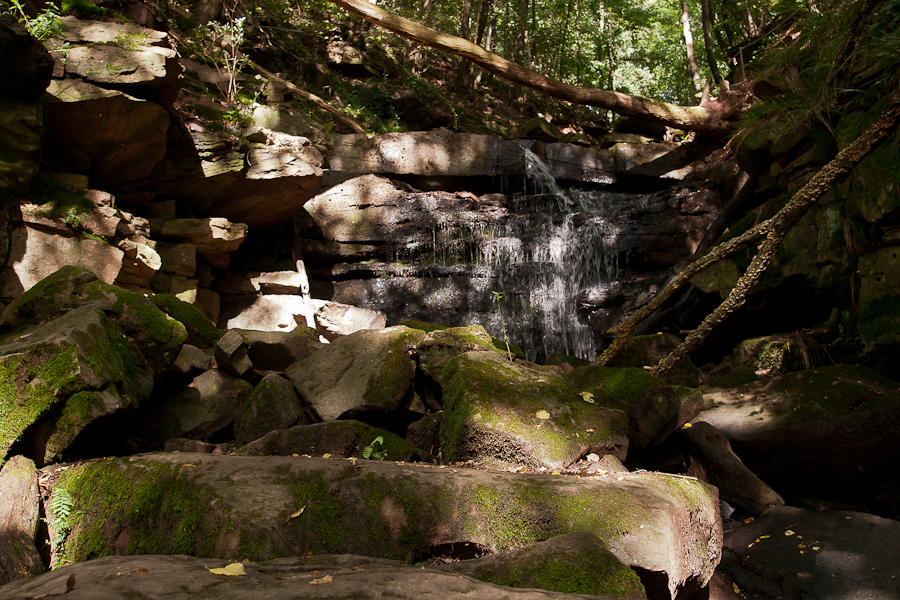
<box><xmin>455</xmin><ymin>0</ymin><xmax>474</xmax><ymax>89</ymax></box>
<box><xmin>328</xmin><ymin>0</ymin><xmax>743</xmax><ymax>135</ymax></box>
<box><xmin>594</xmin><ymin>85</ymin><xmax>900</xmax><ymax>374</ymax></box>
<box><xmin>701</xmin><ymin>0</ymin><xmax>726</xmax><ymax>92</ymax></box>
<box><xmin>249</xmin><ymin>61</ymin><xmax>368</xmax><ymax>134</ymax></box>
<box><xmin>681</xmin><ymin>1</ymin><xmax>703</xmax><ymax>101</ymax></box>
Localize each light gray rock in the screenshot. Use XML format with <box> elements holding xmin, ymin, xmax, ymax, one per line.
<box><xmin>314</xmin><ymin>301</ymin><xmax>386</xmax><ymax>341</ymax></box>
<box><xmin>285</xmin><ymin>326</ymin><xmax>426</xmax><ymax>421</ymax></box>
<box><xmin>159</xmin><ymin>218</ymin><xmax>248</xmax><ymax>255</ymax></box>
<box><xmin>52</xmin><ymin>17</ymin><xmax>181</xmax><ymax>108</ymax></box>
<box><xmin>0</xmin><ymin>224</ymin><xmax>124</xmax><ymax>301</ymax></box>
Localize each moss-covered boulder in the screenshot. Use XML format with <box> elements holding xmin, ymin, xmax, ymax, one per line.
<box><xmin>285</xmin><ymin>326</ymin><xmax>426</xmax><ymax>421</ymax></box>
<box><xmin>0</xmin><ymin>267</ymin><xmax>187</xmax><ymax>375</ymax></box>
<box><xmin>0</xmin><ymin>304</ymin><xmax>154</xmax><ymax>466</ymax></box>
<box><xmin>570</xmin><ymin>364</ymin><xmax>681</xmax><ymax>452</ymax></box>
<box><xmin>435</xmin><ymin>532</ymin><xmax>646</xmax><ymax>598</ymax></box>
<box><xmin>234</xmin><ymin>374</ymin><xmax>310</xmax><ymax>446</ymax></box>
<box><xmin>149</xmin><ymin>293</ymin><xmax>222</xmax><ymax>348</ymax></box>
<box><xmin>440</xmin><ymin>351</ymin><xmax>629</xmax><ymax>469</ymax></box>
<box><xmin>417</xmin><ymin>325</ymin><xmax>506</xmax><ymax>387</ymax></box>
<box><xmin>47</xmin><ymin>452</ymin><xmax>722</xmax><ymax>597</ymax></box>
<box><xmin>697</xmin><ymin>365</ymin><xmax>900</xmax><ymax>511</ymax></box>
<box><xmin>235</xmin><ymin>420</ymin><xmax>429</xmax><ymax>462</ymax></box>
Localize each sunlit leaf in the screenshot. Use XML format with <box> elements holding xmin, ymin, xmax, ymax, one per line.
<box><xmin>309</xmin><ymin>575</ymin><xmax>333</xmax><ymax>585</ymax></box>
<box><xmin>207</xmin><ymin>563</ymin><xmax>246</xmax><ymax>576</ymax></box>
<box><xmin>536</xmin><ymin>410</ymin><xmax>551</xmax><ymax>419</ymax></box>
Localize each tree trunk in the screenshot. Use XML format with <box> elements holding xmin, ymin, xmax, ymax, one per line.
<box><xmin>455</xmin><ymin>0</ymin><xmax>474</xmax><ymax>90</ymax></box>
<box><xmin>680</xmin><ymin>1</ymin><xmax>702</xmax><ymax>101</ymax></box>
<box><xmin>328</xmin><ymin>0</ymin><xmax>744</xmax><ymax>136</ymax></box>
<box><xmin>701</xmin><ymin>0</ymin><xmax>726</xmax><ymax>92</ymax></box>
<box><xmin>593</xmin><ymin>85</ymin><xmax>900</xmax><ymax>374</ymax></box>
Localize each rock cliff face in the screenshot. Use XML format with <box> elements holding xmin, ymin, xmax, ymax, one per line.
<box><xmin>297</xmin><ymin>133</ymin><xmax>730</xmax><ymax>361</ymax></box>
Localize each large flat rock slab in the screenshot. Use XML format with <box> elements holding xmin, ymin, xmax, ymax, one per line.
<box><xmin>0</xmin><ymin>553</ymin><xmax>623</xmax><ymax>600</ymax></box>
<box><xmin>48</xmin><ymin>453</ymin><xmax>721</xmax><ymax>598</ymax></box>
<box><xmin>719</xmin><ymin>506</ymin><xmax>900</xmax><ymax>600</ymax></box>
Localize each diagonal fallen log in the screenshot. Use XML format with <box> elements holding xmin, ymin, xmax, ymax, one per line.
<box><xmin>594</xmin><ymin>85</ymin><xmax>900</xmax><ymax>375</ymax></box>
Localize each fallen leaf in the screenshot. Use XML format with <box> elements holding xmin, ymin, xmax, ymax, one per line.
<box><xmin>683</xmin><ymin>423</ymin><xmax>693</xmax><ymax>428</ymax></box>
<box><xmin>180</xmin><ymin>463</ymin><xmax>196</xmax><ymax>468</ymax></box>
<box><xmin>137</xmin><ymin>567</ymin><xmax>148</xmax><ymax>574</ymax></box>
<box><xmin>586</xmin><ymin>453</ymin><xmax>600</xmax><ymax>462</ymax></box>
<box><xmin>309</xmin><ymin>575</ymin><xmax>333</xmax><ymax>585</ymax></box>
<box><xmin>785</xmin><ymin>530</ymin><xmax>795</xmax><ymax>536</ymax></box>
<box><xmin>322</xmin><ymin>453</ymin><xmax>332</xmax><ymax>459</ymax></box>
<box><xmin>579</xmin><ymin>391</ymin><xmax>595</xmax><ymax>404</ymax></box>
<box><xmin>585</xmin><ymin>428</ymin><xmax>595</xmax><ymax>432</ymax></box>
<box><xmin>286</xmin><ymin>505</ymin><xmax>306</xmax><ymax>523</ymax></box>
<box><xmin>732</xmin><ymin>582</ymin><xmax>740</xmax><ymax>594</ymax></box>
<box><xmin>291</xmin><ymin>453</ymin><xmax>299</xmax><ymax>457</ymax></box>
<box><xmin>207</xmin><ymin>563</ymin><xmax>246</xmax><ymax>576</ymax></box>
<box><xmin>536</xmin><ymin>410</ymin><xmax>550</xmax><ymax>420</ymax></box>
<box><xmin>551</xmin><ymin>470</ymin><xmax>560</xmax><ymax>475</ymax></box>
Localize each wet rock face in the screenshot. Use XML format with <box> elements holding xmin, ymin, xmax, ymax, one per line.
<box><xmin>296</xmin><ymin>159</ymin><xmax>725</xmax><ymax>362</ymax></box>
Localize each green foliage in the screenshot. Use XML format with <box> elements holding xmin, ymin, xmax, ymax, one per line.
<box><xmin>47</xmin><ymin>488</ymin><xmax>74</xmax><ymax>566</ymax></box>
<box><xmin>362</xmin><ymin>436</ymin><xmax>386</xmax><ymax>460</ymax></box>
<box><xmin>60</xmin><ymin>0</ymin><xmax>118</xmax><ymax>19</ymax></box>
<box><xmin>1</xmin><ymin>0</ymin><xmax>61</xmax><ymax>39</ymax></box>
<box><xmin>739</xmin><ymin>0</ymin><xmax>900</xmax><ymax>138</ymax></box>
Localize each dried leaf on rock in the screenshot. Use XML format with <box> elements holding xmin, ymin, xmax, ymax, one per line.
<box><xmin>207</xmin><ymin>563</ymin><xmax>246</xmax><ymax>576</ymax></box>
<box><xmin>309</xmin><ymin>575</ymin><xmax>333</xmax><ymax>585</ymax></box>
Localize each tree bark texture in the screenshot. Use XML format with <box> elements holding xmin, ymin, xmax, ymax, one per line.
<box><xmin>328</xmin><ymin>0</ymin><xmax>744</xmax><ymax>136</ymax></box>
<box><xmin>595</xmin><ymin>86</ymin><xmax>900</xmax><ymax>372</ymax></box>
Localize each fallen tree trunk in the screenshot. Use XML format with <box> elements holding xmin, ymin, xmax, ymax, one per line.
<box><xmin>328</xmin><ymin>0</ymin><xmax>744</xmax><ymax>136</ymax></box>
<box><xmin>249</xmin><ymin>60</ymin><xmax>368</xmax><ymax>135</ymax></box>
<box><xmin>594</xmin><ymin>86</ymin><xmax>900</xmax><ymax>375</ymax></box>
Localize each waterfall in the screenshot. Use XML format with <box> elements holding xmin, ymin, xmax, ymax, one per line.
<box><xmin>465</xmin><ymin>148</ymin><xmax>624</xmax><ymax>362</ymax></box>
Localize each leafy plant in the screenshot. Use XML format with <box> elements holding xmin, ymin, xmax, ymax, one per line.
<box><xmin>189</xmin><ymin>8</ymin><xmax>251</xmax><ymax>108</ymax></box>
<box><xmin>491</xmin><ymin>290</ymin><xmax>513</xmax><ymax>361</ymax></box>
<box><xmin>1</xmin><ymin>0</ymin><xmax>61</xmax><ymax>40</ymax></box>
<box><xmin>362</xmin><ymin>436</ymin><xmax>386</xmax><ymax>460</ymax></box>
<box><xmin>46</xmin><ymin>488</ymin><xmax>74</xmax><ymax>566</ymax></box>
